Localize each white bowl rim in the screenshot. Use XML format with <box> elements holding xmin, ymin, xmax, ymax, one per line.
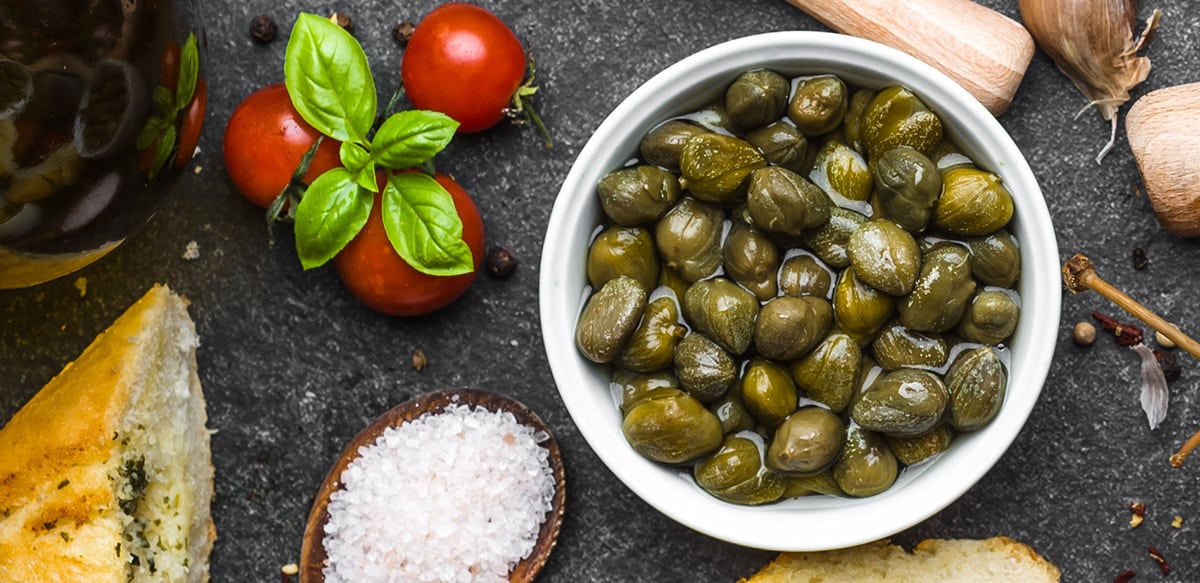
<box><xmin>539</xmin><ymin>30</ymin><xmax>1061</xmax><ymax>551</ymax></box>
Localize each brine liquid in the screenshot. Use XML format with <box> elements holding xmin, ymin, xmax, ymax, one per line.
<box><xmin>0</xmin><ymin>0</ymin><xmax>203</xmax><ymax>289</ymax></box>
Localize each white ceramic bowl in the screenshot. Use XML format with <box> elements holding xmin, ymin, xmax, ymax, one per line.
<box><xmin>539</xmin><ymin>31</ymin><xmax>1060</xmax><ymax>551</ymax></box>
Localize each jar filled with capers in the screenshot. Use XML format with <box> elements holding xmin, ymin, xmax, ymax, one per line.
<box><xmin>576</xmin><ymin>69</ymin><xmax>1021</xmax><ymax>505</ymax></box>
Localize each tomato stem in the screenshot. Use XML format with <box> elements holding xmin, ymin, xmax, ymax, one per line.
<box><xmin>506</xmin><ymin>53</ymin><xmax>552</xmax><ymax>149</ymax></box>
<box><xmin>380</xmin><ymin>84</ymin><xmax>407</xmax><ymax>127</ymax></box>
<box><xmin>265</xmin><ymin>135</ymin><xmax>328</xmax><ymax>242</ymax></box>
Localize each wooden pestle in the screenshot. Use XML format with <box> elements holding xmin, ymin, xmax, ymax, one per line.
<box><xmin>786</xmin><ymin>0</ymin><xmax>1035</xmax><ymax>116</ymax></box>
<box><xmin>1125</xmin><ymin>82</ymin><xmax>1200</xmax><ymax>237</ymax></box>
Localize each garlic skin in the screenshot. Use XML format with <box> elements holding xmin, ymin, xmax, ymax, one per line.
<box><xmin>1018</xmin><ymin>0</ymin><xmax>1161</xmax><ymax>162</ymax></box>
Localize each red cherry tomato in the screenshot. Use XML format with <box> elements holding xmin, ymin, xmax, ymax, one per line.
<box><xmin>174</xmin><ymin>78</ymin><xmax>207</xmax><ymax>168</ymax></box>
<box><xmin>223</xmin><ymin>84</ymin><xmax>342</xmax><ymax>208</ymax></box>
<box><xmin>334</xmin><ymin>173</ymin><xmax>485</xmax><ymax>316</ymax></box>
<box><xmin>161</xmin><ymin>42</ymin><xmax>180</xmax><ymax>91</ymax></box>
<box><xmin>401</xmin><ymin>3</ymin><xmax>527</xmax><ymax>133</ymax></box>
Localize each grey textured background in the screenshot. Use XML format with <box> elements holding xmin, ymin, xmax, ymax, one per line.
<box><xmin>4</xmin><ymin>0</ymin><xmax>1200</xmax><ymax>581</ymax></box>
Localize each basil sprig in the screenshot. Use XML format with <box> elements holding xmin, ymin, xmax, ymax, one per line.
<box><xmin>137</xmin><ymin>32</ymin><xmax>199</xmax><ymax>179</ymax></box>
<box><xmin>285</xmin><ymin>13</ymin><xmax>470</xmax><ymax>276</ymax></box>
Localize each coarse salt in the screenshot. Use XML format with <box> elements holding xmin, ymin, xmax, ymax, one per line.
<box><xmin>322</xmin><ymin>403</ymin><xmax>555</xmax><ymax>583</ymax></box>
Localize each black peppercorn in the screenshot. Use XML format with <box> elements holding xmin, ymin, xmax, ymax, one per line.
<box><xmin>249</xmin><ymin>15</ymin><xmax>277</xmax><ymax>44</ymax></box>
<box><xmin>330</xmin><ymin>12</ymin><xmax>354</xmax><ymax>34</ymax></box>
<box><xmin>487</xmin><ymin>246</ymin><xmax>518</xmax><ymax>278</ymax></box>
<box><xmin>392</xmin><ymin>21</ymin><xmax>416</xmax><ymax>46</ymax></box>
<box><xmin>1132</xmin><ymin>247</ymin><xmax>1148</xmax><ymax>270</ymax></box>
<box><xmin>1154</xmin><ymin>349</ymin><xmax>1181</xmax><ymax>381</ymax></box>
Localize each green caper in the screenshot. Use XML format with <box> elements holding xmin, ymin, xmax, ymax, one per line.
<box><xmin>851</xmin><ymin>369</ymin><xmax>949</xmax><ymax>437</ymax></box>
<box><xmin>655</xmin><ymin>196</ymin><xmax>724</xmax><ymax>283</ymax></box>
<box><xmin>847</xmin><ymin>219</ymin><xmax>921</xmax><ymax>296</ymax></box>
<box><xmin>767</xmin><ymin>407</ymin><xmax>845</xmax><ymax>475</ymax></box>
<box><xmin>788</xmin><ymin>75</ymin><xmax>848</xmax><ymax>136</ymax></box>
<box><xmin>833</xmin><ymin>423</ymin><xmax>898</xmax><ymax>497</ymax></box>
<box><xmin>658</xmin><ymin>266</ymin><xmax>691</xmax><ymax>303</ymax></box>
<box><xmin>684</xmin><ymin>277</ymin><xmax>760</xmax><ymax>355</ymax></box>
<box><xmin>873</xmin><ymin>147</ymin><xmax>942</xmax><ymax>232</ymax></box>
<box><xmin>931</xmin><ymin>140</ymin><xmax>974</xmax><ymax>171</ymax></box>
<box><xmin>746</xmin><ymin>166</ymin><xmax>833</xmax><ymax>236</ymax></box>
<box><xmin>587</xmin><ymin>225</ymin><xmax>660</xmax><ymax>291</ymax></box>
<box><xmin>778</xmin><ymin>253</ymin><xmax>833</xmax><ymax>299</ymax></box>
<box><xmin>617</xmin><ymin>296</ymin><xmax>688</xmax><ymax>373</ymax></box>
<box><xmin>741</xmin><ymin>358</ymin><xmax>798</xmax><ymax>428</ymax></box>
<box><xmin>843</xmin><ymin>88</ymin><xmax>876</xmax><ymax>154</ymax></box>
<box><xmin>885</xmin><ymin>425</ymin><xmax>953</xmax><ymax>466</ymax></box>
<box><xmin>967</xmin><ymin>229</ymin><xmax>1021</xmax><ymax>288</ymax></box>
<box><xmin>679</xmin><ymin>133</ymin><xmax>765</xmax><ymax>203</ymax></box>
<box><xmin>725</xmin><ymin>69</ymin><xmax>791</xmax><ymax>130</ymax></box>
<box><xmin>801</xmin><ymin>207</ymin><xmax>868</xmax><ymax>269</ymax></box>
<box><xmin>596</xmin><ymin>165</ymin><xmax>682</xmax><ymax>226</ymax></box>
<box><xmin>753</xmin><ymin>296</ymin><xmax>833</xmax><ymax>361</ymax></box>
<box><xmin>674</xmin><ymin>332</ymin><xmax>737</xmax><ymax>403</ymax></box>
<box><xmin>832</xmin><ymin>268</ymin><xmax>895</xmax><ymax>347</ymax></box>
<box><xmin>689</xmin><ymin>102</ymin><xmax>742</xmax><ymax>136</ymax></box>
<box><xmin>898</xmin><ymin>244</ymin><xmax>976</xmax><ymax>333</ymax></box>
<box><xmin>945</xmin><ymin>346</ymin><xmax>1007</xmax><ymax>431</ymax></box>
<box><xmin>744</xmin><ymin>121</ymin><xmax>807</xmax><ymax>173</ymax></box>
<box><xmin>785</xmin><ymin>470</ymin><xmax>845</xmax><ymax>498</ymax></box>
<box><xmin>723</xmin><ymin>222</ymin><xmax>781</xmax><ymax>301</ymax></box>
<box><xmin>933</xmin><ymin>167</ymin><xmax>1014</xmax><ymax>236</ymax></box>
<box><xmin>709</xmin><ymin>389</ymin><xmax>757</xmax><ymax>435</ymax></box>
<box><xmin>809</xmin><ymin>140</ymin><xmax>872</xmax><ymax>203</ymax></box>
<box><xmin>958</xmin><ymin>289</ymin><xmax>1019</xmax><ymax>345</ymax></box>
<box><xmin>791</xmin><ymin>332</ymin><xmax>862</xmax><ymax>413</ymax></box>
<box><xmin>612</xmin><ymin>369</ymin><xmax>680</xmax><ymax>414</ymax></box>
<box><xmin>861</xmin><ymin>86</ymin><xmax>943</xmax><ymax>159</ymax></box>
<box><xmin>576</xmin><ymin>276</ymin><xmax>647</xmax><ymax>363</ymax></box>
<box><xmin>694</xmin><ymin>435</ymin><xmax>785</xmax><ymax>505</ymax></box>
<box><xmin>871</xmin><ymin>320</ymin><xmax>949</xmax><ymax>371</ymax></box>
<box><xmin>640</xmin><ymin>120</ymin><xmax>710</xmax><ymax>172</ymax></box>
<box><xmin>622</xmin><ymin>388</ymin><xmax>724</xmax><ymax>464</ymax></box>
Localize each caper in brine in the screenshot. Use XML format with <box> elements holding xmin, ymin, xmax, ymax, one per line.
<box><xmin>655</xmin><ymin>196</ymin><xmax>724</xmax><ymax>283</ymax></box>
<box><xmin>679</xmin><ymin>133</ymin><xmax>765</xmax><ymax>203</ymax></box>
<box><xmin>788</xmin><ymin>75</ymin><xmax>848</xmax><ymax>136</ymax></box>
<box><xmin>851</xmin><ymin>368</ymin><xmax>948</xmax><ymax>437</ymax></box>
<box><xmin>873</xmin><ymin>147</ymin><xmax>942</xmax><ymax>233</ymax></box>
<box><xmin>967</xmin><ymin>229</ymin><xmax>1021</xmax><ymax>288</ymax></box>
<box><xmin>587</xmin><ymin>225</ymin><xmax>660</xmax><ymax>291</ymax></box>
<box><xmin>833</xmin><ymin>423</ymin><xmax>898</xmax><ymax>497</ymax></box>
<box><xmin>746</xmin><ymin>166</ymin><xmax>833</xmax><ymax>236</ymax></box>
<box><xmin>886</xmin><ymin>425</ymin><xmax>953</xmax><ymax>466</ymax></box>
<box><xmin>958</xmin><ymin>289</ymin><xmax>1020</xmax><ymax>345</ymax></box>
<box><xmin>741</xmin><ymin>358</ymin><xmax>798</xmax><ymax>428</ymax></box>
<box><xmin>694</xmin><ymin>435</ymin><xmax>785</xmax><ymax>505</ymax></box>
<box><xmin>723</xmin><ymin>221</ymin><xmax>781</xmax><ymax>301</ymax></box>
<box><xmin>596</xmin><ymin>165</ymin><xmax>682</xmax><ymax>226</ymax></box>
<box><xmin>945</xmin><ymin>346</ymin><xmax>1007</xmax><ymax>431</ymax></box>
<box><xmin>847</xmin><ymin>219</ymin><xmax>921</xmax><ymax>297</ymax></box>
<box><xmin>861</xmin><ymin>86</ymin><xmax>943</xmax><ymax>158</ymax></box>
<box><xmin>613</xmin><ymin>369</ymin><xmax>679</xmax><ymax>414</ymax></box>
<box><xmin>617</xmin><ymin>296</ymin><xmax>688</xmax><ymax>373</ymax></box>
<box><xmin>640</xmin><ymin>120</ymin><xmax>710</xmax><ymax>172</ymax></box>
<box><xmin>745</xmin><ymin>121</ymin><xmax>807</xmax><ymax>173</ymax></box>
<box><xmin>844</xmin><ymin>88</ymin><xmax>876</xmax><ymax>154</ymax></box>
<box><xmin>674</xmin><ymin>332</ymin><xmax>737</xmax><ymax>403</ymax></box>
<box><xmin>767</xmin><ymin>407</ymin><xmax>845</xmax><ymax>475</ymax></box>
<box><xmin>783</xmin><ymin>470</ymin><xmax>845</xmax><ymax>498</ymax></box>
<box><xmin>801</xmin><ymin>207</ymin><xmax>868</xmax><ymax>269</ymax></box>
<box><xmin>575</xmin><ymin>276</ymin><xmax>648</xmax><ymax>364</ymax></box>
<box><xmin>689</xmin><ymin>102</ymin><xmax>742</xmax><ymax>136</ymax></box>
<box><xmin>725</xmin><ymin>69</ymin><xmax>791</xmax><ymax>131</ymax></box>
<box><xmin>933</xmin><ymin>167</ymin><xmax>1014</xmax><ymax>236</ymax></box>
<box><xmin>778</xmin><ymin>253</ymin><xmax>833</xmax><ymax>299</ymax></box>
<box><xmin>898</xmin><ymin>244</ymin><xmax>976</xmax><ymax>333</ymax></box>
<box><xmin>832</xmin><ymin>268</ymin><xmax>895</xmax><ymax>347</ymax></box>
<box><xmin>871</xmin><ymin>320</ymin><xmax>949</xmax><ymax>371</ymax></box>
<box><xmin>791</xmin><ymin>332</ymin><xmax>862</xmax><ymax>413</ymax></box>
<box><xmin>658</xmin><ymin>265</ymin><xmax>691</xmax><ymax>302</ymax></box>
<box><xmin>809</xmin><ymin>140</ymin><xmax>873</xmax><ymax>203</ymax></box>
<box><xmin>709</xmin><ymin>389</ymin><xmax>757</xmax><ymax>435</ymax></box>
<box><xmin>622</xmin><ymin>388</ymin><xmax>724</xmax><ymax>464</ymax></box>
<box><xmin>684</xmin><ymin>277</ymin><xmax>759</xmax><ymax>355</ymax></box>
<box><xmin>753</xmin><ymin>296</ymin><xmax>833</xmax><ymax>361</ymax></box>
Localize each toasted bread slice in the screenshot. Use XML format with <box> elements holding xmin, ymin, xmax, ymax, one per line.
<box><xmin>0</xmin><ymin>285</ymin><xmax>215</xmax><ymax>582</ymax></box>
<box><xmin>741</xmin><ymin>536</ymin><xmax>1060</xmax><ymax>582</ymax></box>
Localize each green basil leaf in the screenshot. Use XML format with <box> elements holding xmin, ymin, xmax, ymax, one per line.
<box><xmin>354</xmin><ymin>160</ymin><xmax>378</xmax><ymax>193</ymax></box>
<box><xmin>152</xmin><ymin>86</ymin><xmax>174</xmax><ymax>117</ymax></box>
<box><xmin>284</xmin><ymin>13</ymin><xmax>376</xmax><ymax>143</ymax></box>
<box><xmin>148</xmin><ymin>124</ymin><xmax>176</xmax><ymax>180</ymax></box>
<box><xmin>175</xmin><ymin>32</ymin><xmax>199</xmax><ymax>113</ymax></box>
<box><xmin>136</xmin><ymin>115</ymin><xmax>168</xmax><ymax>149</ymax></box>
<box><xmin>293</xmin><ymin>168</ymin><xmax>373</xmax><ymax>269</ymax></box>
<box><xmin>382</xmin><ymin>173</ymin><xmax>474</xmax><ymax>276</ymax></box>
<box><xmin>339</xmin><ymin>140</ymin><xmax>372</xmax><ymax>174</ymax></box>
<box><xmin>370</xmin><ymin>110</ymin><xmax>459</xmax><ymax>169</ymax></box>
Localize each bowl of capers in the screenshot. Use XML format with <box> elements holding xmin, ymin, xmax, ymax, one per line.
<box><xmin>539</xmin><ymin>31</ymin><xmax>1059</xmax><ymax>551</ymax></box>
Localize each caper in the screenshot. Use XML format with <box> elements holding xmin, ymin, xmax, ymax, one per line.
<box><xmin>945</xmin><ymin>346</ymin><xmax>1007</xmax><ymax>431</ymax></box>
<box><xmin>767</xmin><ymin>407</ymin><xmax>845</xmax><ymax>475</ymax></box>
<box><xmin>617</xmin><ymin>296</ymin><xmax>688</xmax><ymax>373</ymax></box>
<box><xmin>684</xmin><ymin>277</ymin><xmax>759</xmax><ymax>355</ymax></box>
<box><xmin>640</xmin><ymin>120</ymin><xmax>710</xmax><ymax>172</ymax></box>
<box><xmin>861</xmin><ymin>86</ymin><xmax>943</xmax><ymax>158</ymax></box>
<box><xmin>833</xmin><ymin>423</ymin><xmax>898</xmax><ymax>497</ymax></box>
<box><xmin>753</xmin><ymin>296</ymin><xmax>833</xmax><ymax>361</ymax></box>
<box><xmin>967</xmin><ymin>229</ymin><xmax>1021</xmax><ymax>288</ymax></box>
<box><xmin>958</xmin><ymin>289</ymin><xmax>1019</xmax><ymax>345</ymax></box>
<box><xmin>832</xmin><ymin>268</ymin><xmax>894</xmax><ymax>347</ymax></box>
<box><xmin>741</xmin><ymin>358</ymin><xmax>798</xmax><ymax>428</ymax></box>
<box><xmin>885</xmin><ymin>425</ymin><xmax>953</xmax><ymax>466</ymax></box>
<box><xmin>596</xmin><ymin>165</ymin><xmax>682</xmax><ymax>226</ymax></box>
<box><xmin>847</xmin><ymin>219</ymin><xmax>921</xmax><ymax>297</ymax></box>
<box><xmin>655</xmin><ymin>196</ymin><xmax>724</xmax><ymax>283</ymax></box>
<box><xmin>898</xmin><ymin>244</ymin><xmax>976</xmax><ymax>333</ymax></box>
<box><xmin>723</xmin><ymin>222</ymin><xmax>781</xmax><ymax>301</ymax></box>
<box><xmin>612</xmin><ymin>369</ymin><xmax>679</xmax><ymax>414</ymax></box>
<box><xmin>788</xmin><ymin>75</ymin><xmax>848</xmax><ymax>136</ymax></box>
<box><xmin>791</xmin><ymin>332</ymin><xmax>861</xmax><ymax>413</ymax></box>
<box><xmin>810</xmin><ymin>140</ymin><xmax>872</xmax><ymax>203</ymax></box>
<box><xmin>725</xmin><ymin>69</ymin><xmax>791</xmax><ymax>130</ymax></box>
<box><xmin>933</xmin><ymin>167</ymin><xmax>1014</xmax><ymax>236</ymax></box>
<box><xmin>851</xmin><ymin>369</ymin><xmax>949</xmax><ymax>437</ymax></box>
<box><xmin>674</xmin><ymin>332</ymin><xmax>737</xmax><ymax>403</ymax></box>
<box><xmin>871</xmin><ymin>320</ymin><xmax>949</xmax><ymax>371</ymax></box>
<box><xmin>745</xmin><ymin>121</ymin><xmax>807</xmax><ymax>173</ymax></box>
<box><xmin>801</xmin><ymin>207</ymin><xmax>868</xmax><ymax>269</ymax></box>
<box><xmin>694</xmin><ymin>434</ymin><xmax>785</xmax><ymax>505</ymax></box>
<box><xmin>576</xmin><ymin>276</ymin><xmax>647</xmax><ymax>363</ymax></box>
<box><xmin>587</xmin><ymin>225</ymin><xmax>659</xmax><ymax>291</ymax></box>
<box><xmin>622</xmin><ymin>388</ymin><xmax>724</xmax><ymax>464</ymax></box>
<box><xmin>679</xmin><ymin>133</ymin><xmax>765</xmax><ymax>203</ymax></box>
<box><xmin>778</xmin><ymin>253</ymin><xmax>833</xmax><ymax>299</ymax></box>
<box><xmin>746</xmin><ymin>166</ymin><xmax>833</xmax><ymax>236</ymax></box>
<box><xmin>873</xmin><ymin>147</ymin><xmax>942</xmax><ymax>233</ymax></box>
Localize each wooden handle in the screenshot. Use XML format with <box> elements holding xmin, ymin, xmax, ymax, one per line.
<box><xmin>787</xmin><ymin>0</ymin><xmax>1034</xmax><ymax>116</ymax></box>
<box><xmin>1126</xmin><ymin>83</ymin><xmax>1200</xmax><ymax>237</ymax></box>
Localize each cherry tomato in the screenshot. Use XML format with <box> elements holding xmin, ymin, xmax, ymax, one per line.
<box><xmin>160</xmin><ymin>42</ymin><xmax>180</xmax><ymax>91</ymax></box>
<box><xmin>223</xmin><ymin>84</ymin><xmax>341</xmax><ymax>208</ymax></box>
<box><xmin>174</xmin><ymin>78</ymin><xmax>207</xmax><ymax>168</ymax></box>
<box><xmin>334</xmin><ymin>173</ymin><xmax>485</xmax><ymax>316</ymax></box>
<box><xmin>401</xmin><ymin>3</ymin><xmax>527</xmax><ymax>133</ymax></box>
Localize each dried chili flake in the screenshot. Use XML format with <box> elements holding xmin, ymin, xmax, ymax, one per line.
<box><xmin>1093</xmin><ymin>311</ymin><xmax>1145</xmax><ymax>346</ymax></box>
<box><xmin>1154</xmin><ymin>349</ymin><xmax>1181</xmax><ymax>381</ymax></box>
<box><xmin>1113</xmin><ymin>570</ymin><xmax>1136</xmax><ymax>583</ymax></box>
<box><xmin>1148</xmin><ymin>546</ymin><xmax>1170</xmax><ymax>575</ymax></box>
<box><xmin>1130</xmin><ymin>501</ymin><xmax>1146</xmax><ymax>528</ymax></box>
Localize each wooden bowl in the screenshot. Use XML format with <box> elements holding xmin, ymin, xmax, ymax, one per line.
<box><xmin>299</xmin><ymin>388</ymin><xmax>566</xmax><ymax>582</ymax></box>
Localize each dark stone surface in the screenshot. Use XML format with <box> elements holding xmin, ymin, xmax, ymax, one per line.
<box><xmin>3</xmin><ymin>0</ymin><xmax>1200</xmax><ymax>580</ymax></box>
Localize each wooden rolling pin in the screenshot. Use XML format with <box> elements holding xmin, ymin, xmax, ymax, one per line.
<box><xmin>1125</xmin><ymin>83</ymin><xmax>1200</xmax><ymax>237</ymax></box>
<box><xmin>787</xmin><ymin>0</ymin><xmax>1035</xmax><ymax>116</ymax></box>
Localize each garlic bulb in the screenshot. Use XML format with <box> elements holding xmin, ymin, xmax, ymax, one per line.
<box><xmin>1018</xmin><ymin>0</ymin><xmax>1161</xmax><ymax>163</ymax></box>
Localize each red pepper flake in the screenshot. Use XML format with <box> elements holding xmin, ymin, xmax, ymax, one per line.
<box><xmin>1093</xmin><ymin>311</ymin><xmax>1144</xmax><ymax>346</ymax></box>
<box><xmin>1113</xmin><ymin>570</ymin><xmax>1136</xmax><ymax>583</ymax></box>
<box><xmin>1148</xmin><ymin>546</ymin><xmax>1170</xmax><ymax>575</ymax></box>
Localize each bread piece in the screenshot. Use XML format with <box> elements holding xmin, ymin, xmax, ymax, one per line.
<box><xmin>741</xmin><ymin>536</ymin><xmax>1060</xmax><ymax>583</ymax></box>
<box><xmin>0</xmin><ymin>285</ymin><xmax>215</xmax><ymax>582</ymax></box>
